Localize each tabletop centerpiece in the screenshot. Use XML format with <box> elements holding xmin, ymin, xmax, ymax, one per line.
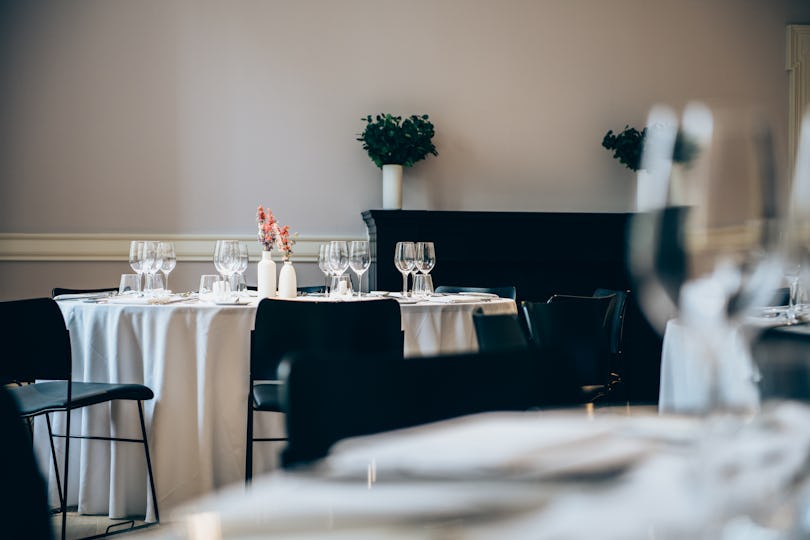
<box><xmin>357</xmin><ymin>113</ymin><xmax>438</xmax><ymax>209</ymax></box>
<box><xmin>256</xmin><ymin>205</ymin><xmax>278</xmax><ymax>299</ymax></box>
<box><xmin>276</xmin><ymin>223</ymin><xmax>298</xmax><ymax>299</ymax></box>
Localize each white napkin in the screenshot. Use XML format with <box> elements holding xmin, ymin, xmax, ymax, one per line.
<box><xmin>426</xmin><ymin>294</ymin><xmax>485</xmax><ymax>304</ymax></box>
<box><xmin>324</xmin><ymin>411</ymin><xmax>651</xmax><ymax>481</ymax></box>
<box><xmin>53</xmin><ymin>292</ymin><xmax>115</xmax><ymax>301</ymax></box>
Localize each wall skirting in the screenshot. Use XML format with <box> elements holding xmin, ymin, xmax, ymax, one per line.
<box><xmin>0</xmin><ymin>233</ymin><xmax>363</xmax><ymax>262</ymax></box>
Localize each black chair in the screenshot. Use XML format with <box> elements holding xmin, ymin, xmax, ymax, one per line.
<box><xmin>0</xmin><ymin>385</ymin><xmax>53</xmax><ymax>540</ymax></box>
<box><xmin>246</xmin><ymin>297</ymin><xmax>403</xmax><ymax>483</ymax></box>
<box><xmin>51</xmin><ymin>287</ymin><xmax>118</xmax><ymax>298</ymax></box>
<box><xmin>592</xmin><ymin>288</ymin><xmax>630</xmax><ymax>400</ymax></box>
<box><xmin>245</xmin><ymin>285</ymin><xmax>326</xmax><ymax>295</ymax></box>
<box><xmin>297</xmin><ymin>285</ymin><xmax>327</xmax><ymax>295</ymax></box>
<box><xmin>0</xmin><ymin>298</ymin><xmax>159</xmax><ymax>540</ymax></box>
<box><xmin>472</xmin><ymin>308</ymin><xmax>530</xmax><ymax>352</ymax></box>
<box><xmin>434</xmin><ymin>285</ymin><xmax>517</xmax><ymax>300</ymax></box>
<box><xmin>522</xmin><ymin>295</ymin><xmax>616</xmax><ymax>403</ymax></box>
<box><xmin>278</xmin><ymin>348</ymin><xmax>581</xmax><ymax>468</ymax></box>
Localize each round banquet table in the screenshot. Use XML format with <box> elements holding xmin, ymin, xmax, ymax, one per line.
<box><xmin>37</xmin><ymin>294</ymin><xmax>516</xmax><ymax>520</ymax></box>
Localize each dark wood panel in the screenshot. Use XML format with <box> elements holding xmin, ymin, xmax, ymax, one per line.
<box><xmin>362</xmin><ymin>209</ymin><xmax>662</xmax><ymax>403</ymax></box>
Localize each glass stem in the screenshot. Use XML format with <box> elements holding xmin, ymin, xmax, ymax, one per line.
<box><xmin>402</xmin><ymin>272</ymin><xmax>408</xmax><ymax>296</ymax></box>
<box><xmin>788</xmin><ymin>278</ymin><xmax>799</xmax><ymax>323</ymax></box>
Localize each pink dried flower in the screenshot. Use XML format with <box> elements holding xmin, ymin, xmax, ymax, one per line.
<box><xmin>256</xmin><ymin>205</ymin><xmax>278</xmax><ymax>251</ymax></box>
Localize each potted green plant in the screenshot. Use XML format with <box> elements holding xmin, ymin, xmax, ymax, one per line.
<box><xmin>602</xmin><ymin>125</ymin><xmax>698</xmax><ymax>171</ymax></box>
<box><xmin>357</xmin><ymin>114</ymin><xmax>438</xmax><ymax>209</ymax></box>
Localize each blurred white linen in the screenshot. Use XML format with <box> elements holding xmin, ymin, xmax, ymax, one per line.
<box><xmin>134</xmin><ymin>403</ymin><xmax>810</xmax><ymax>540</ymax></box>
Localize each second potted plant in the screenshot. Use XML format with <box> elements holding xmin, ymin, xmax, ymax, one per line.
<box><xmin>357</xmin><ymin>114</ymin><xmax>438</xmax><ymax>209</ymax></box>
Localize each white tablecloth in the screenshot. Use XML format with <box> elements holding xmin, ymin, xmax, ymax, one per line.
<box><xmin>658</xmin><ymin>317</ymin><xmax>782</xmax><ymax>414</ymax></box>
<box><xmin>39</xmin><ymin>296</ymin><xmax>516</xmax><ymax>519</ymax></box>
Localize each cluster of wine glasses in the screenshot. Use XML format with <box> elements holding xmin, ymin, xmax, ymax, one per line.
<box><xmin>213</xmin><ymin>240</ymin><xmax>249</xmax><ymax>297</ymax></box>
<box><xmin>317</xmin><ymin>240</ymin><xmax>370</xmax><ymax>297</ymax></box>
<box><xmin>394</xmin><ymin>241</ymin><xmax>436</xmax><ymax>297</ymax></box>
<box><xmin>128</xmin><ymin>240</ymin><xmax>176</xmax><ymax>296</ymax></box>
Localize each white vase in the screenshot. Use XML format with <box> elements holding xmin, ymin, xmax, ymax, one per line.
<box><xmin>257</xmin><ymin>250</ymin><xmax>277</xmax><ymax>299</ymax></box>
<box><xmin>382</xmin><ymin>164</ymin><xmax>403</xmax><ymax>209</ymax></box>
<box><xmin>277</xmin><ymin>260</ymin><xmax>297</xmax><ymax>299</ymax></box>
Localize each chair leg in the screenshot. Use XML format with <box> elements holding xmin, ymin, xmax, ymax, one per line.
<box><xmin>137</xmin><ymin>401</ymin><xmax>160</xmax><ymax>524</ymax></box>
<box><xmin>245</xmin><ymin>398</ymin><xmax>253</xmax><ymax>485</ymax></box>
<box><xmin>61</xmin><ymin>409</ymin><xmax>71</xmax><ymax>540</ymax></box>
<box><xmin>45</xmin><ymin>413</ymin><xmax>65</xmax><ymax>512</ymax></box>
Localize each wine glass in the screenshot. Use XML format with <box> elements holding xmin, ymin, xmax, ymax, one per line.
<box><xmin>394</xmin><ymin>241</ymin><xmax>416</xmax><ymax>296</ymax></box>
<box><xmin>129</xmin><ymin>241</ymin><xmax>146</xmax><ymax>294</ymax></box>
<box><xmin>349</xmin><ymin>241</ymin><xmax>371</xmax><ymax>296</ymax></box>
<box><xmin>328</xmin><ymin>241</ymin><xmax>349</xmax><ymax>279</ymax></box>
<box><xmin>159</xmin><ymin>242</ymin><xmax>176</xmax><ymax>293</ymax></box>
<box><xmin>318</xmin><ymin>244</ymin><xmax>332</xmax><ymax>293</ymax></box>
<box><xmin>234</xmin><ymin>242</ymin><xmax>249</xmax><ymax>295</ymax></box>
<box><xmin>214</xmin><ymin>240</ymin><xmax>240</xmax><ymax>287</ymax></box>
<box><xmin>142</xmin><ymin>241</ymin><xmax>164</xmax><ymax>295</ymax></box>
<box><xmin>415</xmin><ymin>242</ymin><xmax>436</xmax><ymax>275</ymax></box>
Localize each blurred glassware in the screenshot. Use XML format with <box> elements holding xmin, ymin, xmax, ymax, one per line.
<box><xmin>629</xmin><ymin>102</ymin><xmax>783</xmax><ymax>415</ymax></box>
<box><xmin>159</xmin><ymin>241</ymin><xmax>177</xmax><ymax>293</ymax></box>
<box><xmin>394</xmin><ymin>241</ymin><xmax>416</xmax><ymax>296</ymax></box>
<box><xmin>349</xmin><ymin>240</ymin><xmax>371</xmax><ymax>296</ymax></box>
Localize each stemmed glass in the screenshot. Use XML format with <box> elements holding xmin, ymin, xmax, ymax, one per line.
<box><xmin>233</xmin><ymin>242</ymin><xmax>249</xmax><ymax>295</ymax></box>
<box><xmin>159</xmin><ymin>241</ymin><xmax>176</xmax><ymax>293</ymax></box>
<box><xmin>394</xmin><ymin>241</ymin><xmax>416</xmax><ymax>296</ymax></box>
<box><xmin>318</xmin><ymin>244</ymin><xmax>332</xmax><ymax>293</ymax></box>
<box><xmin>142</xmin><ymin>241</ymin><xmax>164</xmax><ymax>295</ymax></box>
<box><xmin>349</xmin><ymin>241</ymin><xmax>371</xmax><ymax>297</ymax></box>
<box><xmin>129</xmin><ymin>240</ymin><xmax>146</xmax><ymax>295</ymax></box>
<box><xmin>214</xmin><ymin>240</ymin><xmax>240</xmax><ymax>290</ymax></box>
<box><xmin>328</xmin><ymin>241</ymin><xmax>349</xmax><ymax>292</ymax></box>
<box><xmin>415</xmin><ymin>242</ymin><xmax>436</xmax><ymax>276</ymax></box>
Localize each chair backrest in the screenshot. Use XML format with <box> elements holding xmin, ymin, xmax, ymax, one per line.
<box><xmin>523</xmin><ymin>295</ymin><xmax>615</xmax><ymax>387</ymax></box>
<box><xmin>297</xmin><ymin>285</ymin><xmax>326</xmax><ymax>295</ymax></box>
<box><xmin>51</xmin><ymin>287</ymin><xmax>118</xmax><ymax>298</ymax></box>
<box><xmin>434</xmin><ymin>285</ymin><xmax>517</xmax><ymax>300</ymax></box>
<box><xmin>251</xmin><ymin>298</ymin><xmax>403</xmax><ymax>382</ymax></box>
<box><xmin>278</xmin><ymin>347</ymin><xmax>581</xmax><ymax>467</ymax></box>
<box><xmin>472</xmin><ymin>309</ymin><xmax>529</xmax><ymax>352</ymax></box>
<box><xmin>0</xmin><ymin>297</ymin><xmax>72</xmax><ymax>384</ymax></box>
<box><xmin>592</xmin><ymin>288</ymin><xmax>630</xmax><ymax>356</ymax></box>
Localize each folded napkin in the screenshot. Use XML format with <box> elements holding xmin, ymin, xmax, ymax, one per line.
<box><xmin>426</xmin><ymin>294</ymin><xmax>486</xmax><ymax>304</ymax></box>
<box><xmin>324</xmin><ymin>411</ymin><xmax>651</xmax><ymax>482</ymax></box>
<box><xmin>53</xmin><ymin>292</ymin><xmax>115</xmax><ymax>301</ymax></box>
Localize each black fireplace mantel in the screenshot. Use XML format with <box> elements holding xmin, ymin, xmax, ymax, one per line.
<box><xmin>361</xmin><ymin>209</ymin><xmax>662</xmax><ymax>403</ymax></box>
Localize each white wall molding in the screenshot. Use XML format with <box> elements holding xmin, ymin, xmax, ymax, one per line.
<box><xmin>0</xmin><ymin>233</ymin><xmax>364</xmax><ymax>262</ymax></box>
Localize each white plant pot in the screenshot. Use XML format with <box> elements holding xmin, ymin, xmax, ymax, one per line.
<box><xmin>382</xmin><ymin>164</ymin><xmax>403</xmax><ymax>209</ymax></box>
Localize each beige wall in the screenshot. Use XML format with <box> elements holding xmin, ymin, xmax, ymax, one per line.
<box><xmin>2</xmin><ymin>0</ymin><xmax>810</xmax><ymax>299</ymax></box>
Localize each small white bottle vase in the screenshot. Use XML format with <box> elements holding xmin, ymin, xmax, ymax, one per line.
<box><xmin>257</xmin><ymin>250</ymin><xmax>277</xmax><ymax>299</ymax></box>
<box><xmin>277</xmin><ymin>260</ymin><xmax>297</xmax><ymax>298</ymax></box>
